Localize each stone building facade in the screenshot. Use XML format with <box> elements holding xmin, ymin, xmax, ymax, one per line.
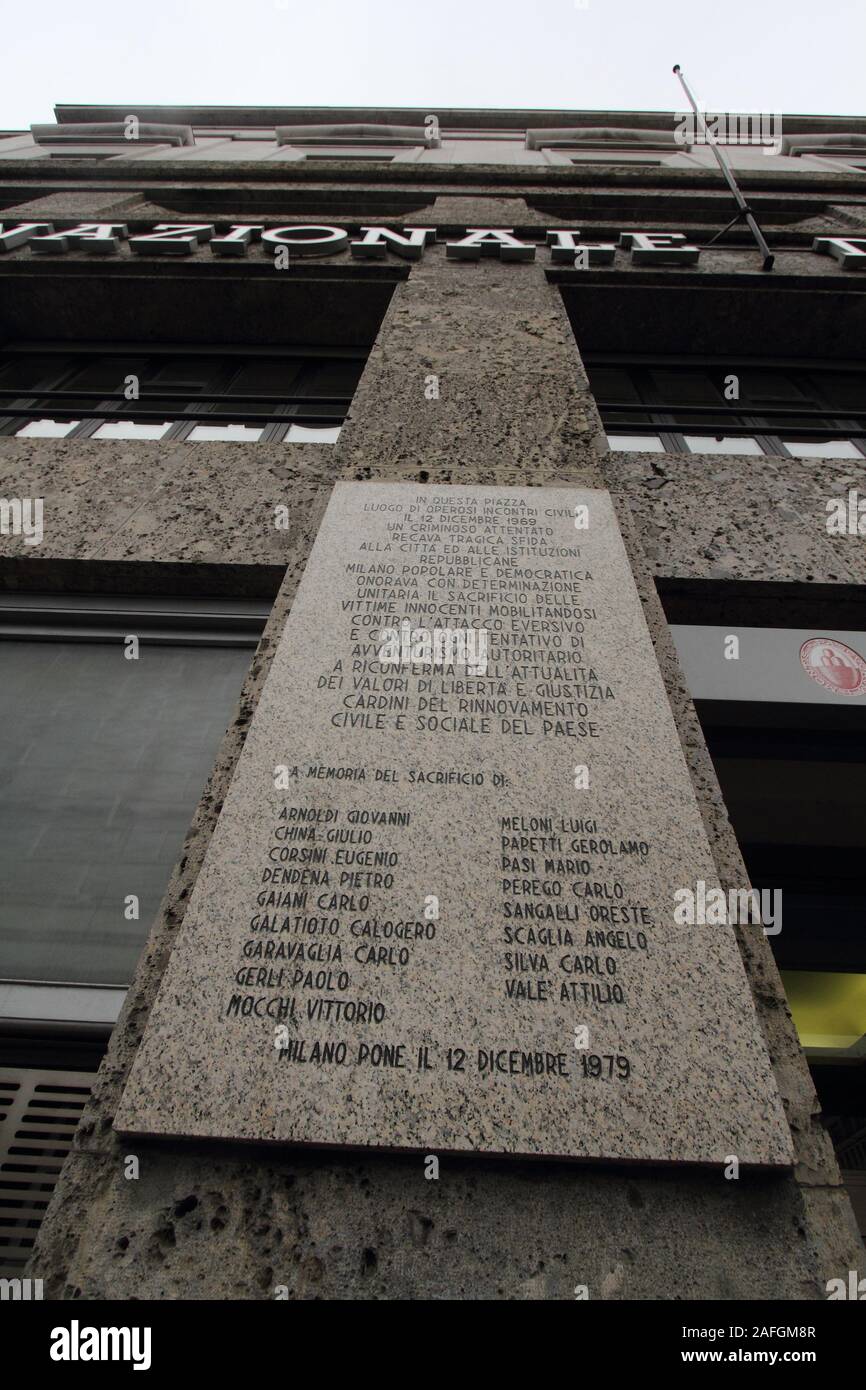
<box><xmin>1</xmin><ymin>105</ymin><xmax>865</xmax><ymax>1298</ymax></box>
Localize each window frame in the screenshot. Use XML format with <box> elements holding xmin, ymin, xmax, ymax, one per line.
<box><xmin>587</xmin><ymin>353</ymin><xmax>866</xmax><ymax>459</ymax></box>
<box><xmin>0</xmin><ymin>593</ymin><xmax>269</xmax><ymax>1032</ymax></box>
<box><xmin>0</xmin><ymin>341</ymin><xmax>366</xmax><ymax>439</ymax></box>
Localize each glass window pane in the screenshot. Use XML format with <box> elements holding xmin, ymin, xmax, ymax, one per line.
<box><xmin>784</xmin><ymin>440</ymin><xmax>861</xmax><ymax>459</ymax></box>
<box><xmin>649</xmin><ymin>369</ymin><xmax>720</xmax><ymax>403</ymax></box>
<box><xmin>147</xmin><ymin>359</ymin><xmax>216</xmax><ymax>389</ymax></box>
<box><xmin>739</xmin><ymin>371</ymin><xmax>813</xmax><ymax>431</ymax></box>
<box><xmin>210</xmin><ymin>358</ymin><xmax>304</xmax><ymax>417</ymax></box>
<box><xmin>62</xmin><ymin>358</ymin><xmax>146</xmax><ymax>392</ymax></box>
<box><xmin>806</xmin><ymin>372</ymin><xmax>866</xmax><ymax>408</ymax></box>
<box><xmin>606</xmin><ymin>433</ymin><xmax>665</xmax><ymax>452</ymax></box>
<box><xmin>289</xmin><ymin>360</ymin><xmax>361</xmax><ymax>421</ymax></box>
<box><xmin>224</xmin><ymin>359</ymin><xmax>304</xmax><ymax>393</ymax></box>
<box><xmin>648</xmin><ymin>369</ymin><xmax>730</xmax><ymax>429</ymax></box>
<box><xmin>586</xmin><ymin>366</ymin><xmax>648</xmax><ymax>428</ymax></box>
<box><xmin>286</xmin><ymin>423</ymin><xmax>341</xmax><ymax>442</ymax></box>
<box><xmin>0</xmin><ymin>639</ymin><xmax>252</xmax><ymax>987</ymax></box>
<box><xmin>143</xmin><ymin>359</ymin><xmax>219</xmax><ymax>414</ymax></box>
<box><xmin>49</xmin><ymin>357</ymin><xmax>150</xmax><ymax>414</ymax></box>
<box><xmin>188</xmin><ymin>424</ymin><xmax>263</xmax><ymax>441</ymax></box>
<box><xmin>15</xmin><ymin>418</ymin><xmax>80</xmax><ymax>437</ymax></box>
<box><xmin>808</xmin><ymin>373</ymin><xmax>865</xmax><ymax>411</ymax></box>
<box><xmin>92</xmin><ymin>421</ymin><xmax>172</xmax><ymax>440</ymax></box>
<box><xmin>585</xmin><ymin>367</ymin><xmax>639</xmax><ymax>401</ymax></box>
<box><xmin>684</xmin><ymin>435</ymin><xmax>763</xmax><ymax>455</ymax></box>
<box><xmin>739</xmin><ymin>371</ymin><xmax>810</xmax><ymax>403</ymax></box>
<box><xmin>0</xmin><ymin>355</ymin><xmax>68</xmax><ymax>390</ymax></box>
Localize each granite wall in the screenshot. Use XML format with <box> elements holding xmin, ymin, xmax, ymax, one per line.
<box><xmin>2</xmin><ymin>200</ymin><xmax>863</xmax><ymax>1297</ymax></box>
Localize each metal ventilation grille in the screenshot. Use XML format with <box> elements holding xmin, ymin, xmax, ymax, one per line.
<box><xmin>0</xmin><ymin>1068</ymin><xmax>93</xmax><ymax>1274</ymax></box>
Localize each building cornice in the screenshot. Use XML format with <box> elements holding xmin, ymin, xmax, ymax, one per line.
<box><xmin>51</xmin><ymin>105</ymin><xmax>866</xmax><ymax>137</ymax></box>
<box><xmin>2</xmin><ymin>159</ymin><xmax>866</xmax><ymax>196</ymax></box>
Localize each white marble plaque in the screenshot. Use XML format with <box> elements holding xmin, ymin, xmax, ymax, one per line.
<box><xmin>116</xmin><ymin>483</ymin><xmax>793</xmax><ymax>1167</ymax></box>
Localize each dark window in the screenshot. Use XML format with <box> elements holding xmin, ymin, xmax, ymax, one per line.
<box><xmin>0</xmin><ymin>593</ymin><xmax>268</xmax><ymax>1274</ymax></box>
<box><xmin>586</xmin><ymin>356</ymin><xmax>866</xmax><ymax>458</ymax></box>
<box><xmin>696</xmin><ymin>698</ymin><xmax>866</xmax><ymax>1236</ymax></box>
<box><xmin>695</xmin><ymin>701</ymin><xmax>866</xmax><ymax>980</ymax></box>
<box><xmin>0</xmin><ymin>343</ymin><xmax>365</xmax><ymax>440</ymax></box>
<box><xmin>0</xmin><ymin>594</ymin><xmax>267</xmax><ymax>999</ymax></box>
<box><xmin>303</xmin><ymin>152</ymin><xmax>396</xmax><ymax>162</ymax></box>
<box><xmin>663</xmin><ymin>605</ymin><xmax>866</xmax><ymax>1237</ymax></box>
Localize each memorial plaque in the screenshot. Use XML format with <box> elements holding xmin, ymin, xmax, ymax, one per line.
<box><xmin>116</xmin><ymin>483</ymin><xmax>793</xmax><ymax>1167</ymax></box>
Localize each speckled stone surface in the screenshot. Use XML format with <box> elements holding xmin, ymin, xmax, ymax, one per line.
<box><xmin>116</xmin><ymin>481</ymin><xmax>792</xmax><ymax>1168</ymax></box>
<box><xmin>604</xmin><ymin>452</ymin><xmax>866</xmax><ymax>585</ymax></box>
<box><xmin>14</xmin><ymin>179</ymin><xmax>863</xmax><ymax>1295</ymax></box>
<box><xmin>0</xmin><ymin>439</ymin><xmax>340</xmax><ymax>564</ymax></box>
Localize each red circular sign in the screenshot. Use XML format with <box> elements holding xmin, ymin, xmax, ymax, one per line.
<box><xmin>799</xmin><ymin>638</ymin><xmax>866</xmax><ymax>696</ymax></box>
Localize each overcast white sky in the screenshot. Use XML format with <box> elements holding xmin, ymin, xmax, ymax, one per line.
<box><xmin>2</xmin><ymin>0</ymin><xmax>864</xmax><ymax>129</ymax></box>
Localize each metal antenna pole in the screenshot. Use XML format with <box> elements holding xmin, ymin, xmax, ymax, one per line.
<box><xmin>673</xmin><ymin>64</ymin><xmax>775</xmax><ymax>271</ymax></box>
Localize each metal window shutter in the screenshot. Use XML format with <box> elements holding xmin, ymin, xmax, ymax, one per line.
<box><xmin>0</xmin><ymin>1068</ymin><xmax>93</xmax><ymax>1275</ymax></box>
